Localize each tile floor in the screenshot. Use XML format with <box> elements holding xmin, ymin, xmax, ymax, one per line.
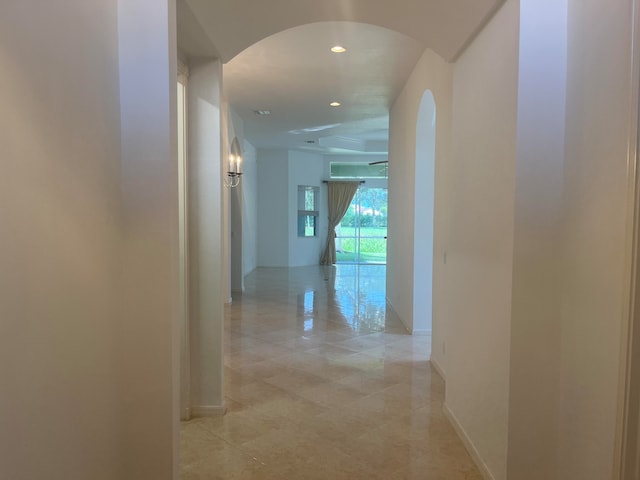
<box><xmin>180</xmin><ymin>265</ymin><xmax>482</xmax><ymax>479</ymax></box>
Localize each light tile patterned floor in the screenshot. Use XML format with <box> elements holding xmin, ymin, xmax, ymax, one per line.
<box><xmin>181</xmin><ymin>265</ymin><xmax>482</xmax><ymax>479</ymax></box>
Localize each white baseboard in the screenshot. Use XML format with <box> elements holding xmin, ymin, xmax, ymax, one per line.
<box><xmin>430</xmin><ymin>357</ymin><xmax>446</xmax><ymax>381</ymax></box>
<box><xmin>180</xmin><ymin>407</ymin><xmax>192</xmax><ymax>421</ymax></box>
<box><xmin>386</xmin><ymin>299</ymin><xmax>433</xmax><ymax>336</ymax></box>
<box><xmin>443</xmin><ymin>404</ymin><xmax>495</xmax><ymax>480</ymax></box>
<box><xmin>385</xmin><ymin>299</ymin><xmax>411</xmax><ymax>333</ymax></box>
<box><xmin>191</xmin><ymin>403</ymin><xmax>227</xmax><ymax>417</ymax></box>
<box><xmin>412</xmin><ymin>329</ymin><xmax>432</xmax><ymax>336</ymax></box>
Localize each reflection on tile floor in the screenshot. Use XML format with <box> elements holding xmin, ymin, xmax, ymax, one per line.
<box><xmin>181</xmin><ymin>265</ymin><xmax>482</xmax><ymax>479</ymax></box>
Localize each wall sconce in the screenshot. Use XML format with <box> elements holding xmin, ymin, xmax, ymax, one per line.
<box><xmin>225</xmin><ymin>137</ymin><xmax>243</xmax><ymax>188</ymax></box>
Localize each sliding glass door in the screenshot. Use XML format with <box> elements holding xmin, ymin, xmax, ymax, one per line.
<box><xmin>336</xmin><ymin>187</ymin><xmax>387</xmax><ymax>264</ymax></box>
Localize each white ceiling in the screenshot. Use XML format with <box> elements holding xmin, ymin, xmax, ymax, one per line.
<box><xmin>223</xmin><ymin>22</ymin><xmax>424</xmax><ymax>154</ymax></box>
<box><xmin>178</xmin><ymin>0</ymin><xmax>505</xmax><ymax>155</ymax></box>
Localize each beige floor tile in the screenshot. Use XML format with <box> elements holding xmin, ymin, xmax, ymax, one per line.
<box><xmin>263</xmin><ymin>368</ymin><xmax>328</xmax><ymax>392</ymax></box>
<box><xmin>181</xmin><ymin>265</ymin><xmax>482</xmax><ymax>480</ymax></box>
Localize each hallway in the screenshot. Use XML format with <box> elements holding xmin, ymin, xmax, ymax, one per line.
<box><xmin>180</xmin><ymin>265</ymin><xmax>482</xmax><ymax>479</ymax></box>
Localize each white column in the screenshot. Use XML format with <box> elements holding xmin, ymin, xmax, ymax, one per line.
<box><xmin>117</xmin><ymin>0</ymin><xmax>179</xmax><ymax>478</ymax></box>
<box><xmin>507</xmin><ymin>0</ymin><xmax>567</xmax><ymax>478</ymax></box>
<box><xmin>187</xmin><ymin>58</ymin><xmax>225</xmax><ymax>416</ymax></box>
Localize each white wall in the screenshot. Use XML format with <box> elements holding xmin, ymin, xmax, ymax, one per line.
<box><xmin>288</xmin><ymin>151</ymin><xmax>325</xmax><ymax>267</ymax></box>
<box><xmin>258</xmin><ymin>150</ymin><xmax>290</xmax><ymax>266</ymax></box>
<box><xmin>0</xmin><ymin>3</ymin><xmax>123</xmax><ymax>478</ymax></box>
<box><xmin>0</xmin><ymin>1</ymin><xmax>179</xmax><ymax>479</ymax></box>
<box><xmin>445</xmin><ymin>2</ymin><xmax>519</xmax><ymax>479</ymax></box>
<box><xmin>557</xmin><ymin>0</ymin><xmax>635</xmax><ymax>477</ymax></box>
<box><xmin>227</xmin><ymin>106</ymin><xmax>245</xmax><ymax>293</ymax></box>
<box><xmin>219</xmin><ymin>104</ymin><xmax>258</xmax><ymax>292</ymax></box>
<box><xmin>118</xmin><ymin>2</ymin><xmax>179</xmax><ymax>477</ymax></box>
<box><xmin>242</xmin><ymin>140</ymin><xmax>258</xmax><ymax>277</ymax></box>
<box><xmin>413</xmin><ymin>91</ymin><xmax>436</xmax><ymax>335</ymax></box>
<box><xmin>385</xmin><ymin>2</ymin><xmax>636</xmax><ymax>479</ymax></box>
<box><xmin>387</xmin><ymin>48</ymin><xmax>452</xmax><ymax>348</ymax></box>
<box><xmin>257</xmin><ymin>149</ymin><xmax>332</xmax><ymax>267</ymax></box>
<box><xmin>187</xmin><ymin>58</ymin><xmax>225</xmax><ymax>416</ymax></box>
<box><xmin>507</xmin><ymin>1</ymin><xmax>567</xmax><ymax>478</ymax></box>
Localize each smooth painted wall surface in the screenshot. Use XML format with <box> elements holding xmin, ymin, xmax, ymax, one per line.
<box><xmin>446</xmin><ymin>1</ymin><xmax>519</xmax><ymax>478</ymax></box>
<box><xmin>0</xmin><ymin>3</ymin><xmax>123</xmax><ymax>478</ymax></box>
<box><xmin>257</xmin><ymin>150</ymin><xmax>290</xmax><ymax>266</ymax></box>
<box><xmin>187</xmin><ymin>58</ymin><xmax>225</xmax><ymax>415</ymax></box>
<box><xmin>507</xmin><ymin>1</ymin><xmax>567</xmax><ymax>478</ymax></box>
<box><xmin>288</xmin><ymin>151</ymin><xmax>325</xmax><ymax>267</ymax></box>
<box><xmin>413</xmin><ymin>91</ymin><xmax>436</xmax><ymax>335</ymax></box>
<box><xmin>0</xmin><ymin>1</ymin><xmax>179</xmax><ymax>478</ymax></box>
<box><xmin>558</xmin><ymin>0</ymin><xmax>634</xmax><ymax>477</ymax></box>
<box><xmin>227</xmin><ymin>106</ymin><xmax>245</xmax><ymax>293</ymax></box>
<box><xmin>387</xmin><ymin>48</ymin><xmax>452</xmax><ymax>349</ymax></box>
<box><xmin>118</xmin><ymin>2</ymin><xmax>179</xmax><ymax>477</ymax></box>
<box><xmin>257</xmin><ymin>150</ymin><xmax>365</xmax><ymax>268</ymax></box>
<box><xmin>242</xmin><ymin>140</ymin><xmax>258</xmax><ymax>277</ymax></box>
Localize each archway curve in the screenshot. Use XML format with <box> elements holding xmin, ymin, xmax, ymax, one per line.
<box><xmin>179</xmin><ymin>0</ymin><xmax>505</xmax><ymax>63</ymax></box>
<box><xmin>413</xmin><ymin>90</ymin><xmax>436</xmax><ymax>334</ymax></box>
<box><xmin>222</xmin><ymin>20</ymin><xmax>425</xmax><ymax>153</ymax></box>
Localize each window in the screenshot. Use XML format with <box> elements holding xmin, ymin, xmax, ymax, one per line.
<box><xmin>330</xmin><ymin>162</ymin><xmax>388</xmax><ymax>179</ymax></box>
<box><xmin>336</xmin><ymin>187</ymin><xmax>388</xmax><ymax>264</ymax></box>
<box><xmin>298</xmin><ymin>186</ymin><xmax>319</xmax><ymax>237</ymax></box>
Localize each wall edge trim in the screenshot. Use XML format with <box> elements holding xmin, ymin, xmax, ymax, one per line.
<box><xmin>191</xmin><ymin>404</ymin><xmax>227</xmax><ymax>417</ymax></box>
<box><xmin>443</xmin><ymin>404</ymin><xmax>495</xmax><ymax>480</ymax></box>
<box><xmin>430</xmin><ymin>358</ymin><xmax>446</xmax><ymax>381</ymax></box>
<box><xmin>385</xmin><ymin>298</ymin><xmax>411</xmax><ymax>333</ymax></box>
<box><xmin>412</xmin><ymin>329</ymin><xmax>432</xmax><ymax>336</ymax></box>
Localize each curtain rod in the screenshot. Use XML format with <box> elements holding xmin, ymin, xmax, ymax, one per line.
<box><xmin>322</xmin><ymin>180</ymin><xmax>365</xmax><ymax>184</ymax></box>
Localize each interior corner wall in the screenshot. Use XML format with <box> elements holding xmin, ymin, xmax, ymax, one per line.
<box><xmin>256</xmin><ymin>149</ymin><xmax>326</xmax><ymax>268</ymax></box>
<box><xmin>257</xmin><ymin>150</ymin><xmax>290</xmax><ymax>267</ymax></box>
<box><xmin>445</xmin><ymin>1</ymin><xmax>519</xmax><ymax>479</ymax></box>
<box><xmin>242</xmin><ymin>139</ymin><xmax>258</xmax><ymax>277</ymax></box>
<box><xmin>387</xmin><ymin>49</ymin><xmax>452</xmax><ymax>348</ymax></box>
<box><xmin>288</xmin><ymin>151</ymin><xmax>325</xmax><ymax>267</ymax></box>
<box><xmin>557</xmin><ymin>0</ymin><xmax>635</xmax><ymax>477</ymax></box>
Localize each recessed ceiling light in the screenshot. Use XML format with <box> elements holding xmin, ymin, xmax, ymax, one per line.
<box><xmin>331</xmin><ymin>45</ymin><xmax>346</xmax><ymax>53</ymax></box>
<box><xmin>330</xmin><ymin>101</ymin><xmax>341</xmax><ymax>107</ymax></box>
<box><xmin>253</xmin><ymin>109</ymin><xmax>271</xmax><ymax>115</ymax></box>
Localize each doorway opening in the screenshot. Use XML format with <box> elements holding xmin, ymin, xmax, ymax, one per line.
<box><xmin>411</xmin><ymin>90</ymin><xmax>436</xmax><ymax>335</ymax></box>
<box><xmin>336</xmin><ymin>186</ymin><xmax>388</xmax><ymax>264</ymax></box>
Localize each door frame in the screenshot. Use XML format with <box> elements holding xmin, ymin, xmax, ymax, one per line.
<box><xmin>336</xmin><ymin>185</ymin><xmax>388</xmax><ymax>265</ymax></box>
<box><xmin>177</xmin><ymin>65</ymin><xmax>191</xmax><ymax>421</ymax></box>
